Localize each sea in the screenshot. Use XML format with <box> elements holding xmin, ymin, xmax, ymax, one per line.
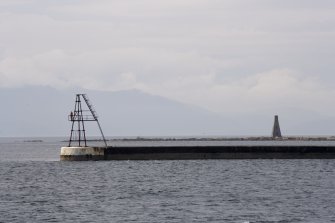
<box><xmin>0</xmin><ymin>137</ymin><xmax>335</xmax><ymax>223</ymax></box>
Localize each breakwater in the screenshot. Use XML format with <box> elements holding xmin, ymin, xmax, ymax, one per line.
<box><xmin>60</xmin><ymin>142</ymin><xmax>335</xmax><ymax>161</ymax></box>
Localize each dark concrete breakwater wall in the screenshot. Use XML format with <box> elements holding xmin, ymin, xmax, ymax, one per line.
<box><xmin>60</xmin><ymin>145</ymin><xmax>335</xmax><ymax>161</ymax></box>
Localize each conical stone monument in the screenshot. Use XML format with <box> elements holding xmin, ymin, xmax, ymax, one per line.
<box><xmin>272</xmin><ymin>115</ymin><xmax>282</xmax><ymax>138</ymax></box>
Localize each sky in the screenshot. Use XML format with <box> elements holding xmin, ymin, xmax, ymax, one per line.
<box><xmin>1</xmin><ymin>0</ymin><xmax>335</xmax><ymax>135</ymax></box>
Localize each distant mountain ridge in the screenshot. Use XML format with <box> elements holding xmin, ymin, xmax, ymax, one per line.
<box><xmin>0</xmin><ymin>86</ymin><xmax>229</xmax><ymax>137</ymax></box>
<box><xmin>0</xmin><ymin>86</ymin><xmax>334</xmax><ymax>137</ymax></box>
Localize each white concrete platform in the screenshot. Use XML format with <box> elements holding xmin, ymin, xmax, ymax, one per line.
<box><xmin>61</xmin><ymin>147</ymin><xmax>105</xmax><ymax>156</ymax></box>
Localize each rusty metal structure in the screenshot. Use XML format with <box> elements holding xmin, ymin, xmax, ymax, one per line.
<box><xmin>68</xmin><ymin>94</ymin><xmax>107</xmax><ymax>147</ymax></box>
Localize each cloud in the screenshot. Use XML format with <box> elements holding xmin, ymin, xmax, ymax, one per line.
<box><xmin>144</xmin><ymin>68</ymin><xmax>334</xmax><ymax>116</ymax></box>
<box><xmin>0</xmin><ymin>48</ymin><xmax>231</xmax><ymax>89</ymax></box>
<box><xmin>1</xmin><ymin>46</ymin><xmax>334</xmax><ymax>118</ymax></box>
<box><xmin>1</xmin><ymin>0</ymin><xmax>335</xmax><ymax>119</ymax></box>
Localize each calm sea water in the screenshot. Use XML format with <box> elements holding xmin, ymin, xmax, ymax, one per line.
<box><xmin>0</xmin><ymin>137</ymin><xmax>335</xmax><ymax>222</ymax></box>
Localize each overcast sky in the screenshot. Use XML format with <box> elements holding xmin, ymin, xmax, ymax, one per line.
<box><xmin>1</xmin><ymin>0</ymin><xmax>335</xmax><ymax>117</ymax></box>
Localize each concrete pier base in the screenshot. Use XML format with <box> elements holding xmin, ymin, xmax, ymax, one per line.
<box><xmin>60</xmin><ymin>147</ymin><xmax>105</xmax><ymax>161</ymax></box>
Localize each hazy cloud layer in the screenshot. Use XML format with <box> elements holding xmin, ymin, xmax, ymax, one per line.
<box><xmin>1</xmin><ymin>0</ymin><xmax>335</xmax><ymax>117</ymax></box>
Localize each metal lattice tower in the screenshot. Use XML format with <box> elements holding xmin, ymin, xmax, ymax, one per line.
<box><xmin>68</xmin><ymin>94</ymin><xmax>107</xmax><ymax>147</ymax></box>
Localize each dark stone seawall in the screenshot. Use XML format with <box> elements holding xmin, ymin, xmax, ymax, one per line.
<box><xmin>60</xmin><ymin>146</ymin><xmax>335</xmax><ymax>161</ymax></box>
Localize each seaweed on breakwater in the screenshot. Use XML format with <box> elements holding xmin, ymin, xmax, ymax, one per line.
<box><xmin>60</xmin><ymin>136</ymin><xmax>335</xmax><ymax>143</ymax></box>
<box><xmin>113</xmin><ymin>136</ymin><xmax>335</xmax><ymax>141</ymax></box>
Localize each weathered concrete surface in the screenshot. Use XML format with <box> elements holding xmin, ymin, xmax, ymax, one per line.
<box><xmin>60</xmin><ymin>147</ymin><xmax>105</xmax><ymax>161</ymax></box>
<box><xmin>60</xmin><ymin>145</ymin><xmax>335</xmax><ymax>161</ymax></box>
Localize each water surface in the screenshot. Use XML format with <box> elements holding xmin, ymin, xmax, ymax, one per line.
<box><xmin>0</xmin><ymin>138</ymin><xmax>334</xmax><ymax>222</ymax></box>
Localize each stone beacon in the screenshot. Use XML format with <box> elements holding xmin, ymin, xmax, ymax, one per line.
<box><xmin>272</xmin><ymin>115</ymin><xmax>282</xmax><ymax>138</ymax></box>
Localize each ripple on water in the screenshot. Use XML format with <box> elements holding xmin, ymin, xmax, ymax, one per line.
<box><xmin>0</xmin><ymin>160</ymin><xmax>335</xmax><ymax>222</ymax></box>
